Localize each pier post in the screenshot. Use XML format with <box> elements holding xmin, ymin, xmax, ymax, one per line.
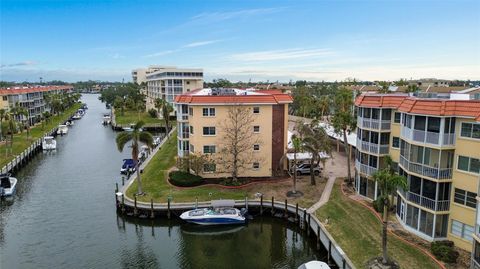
<box><xmin>195</xmin><ymin>197</ymin><xmax>198</xmax><ymax>209</ymax></box>
<box><xmin>303</xmin><ymin>209</ymin><xmax>307</xmax><ymax>231</ymax></box>
<box><xmin>307</xmin><ymin>213</ymin><xmax>311</xmax><ymax>235</ymax></box>
<box><xmin>260</xmin><ymin>195</ymin><xmax>263</xmax><ymax>215</ymax></box>
<box><xmin>295</xmin><ymin>203</ymin><xmax>299</xmax><ymax>223</ymax></box>
<box><xmin>115</xmin><ymin>191</ymin><xmax>119</xmax><ymax>209</ymax></box>
<box><xmin>121</xmin><ymin>194</ymin><xmax>125</xmax><ymax>214</ymax></box>
<box><xmin>317</xmin><ymin>225</ymin><xmax>321</xmax><ymax>249</ymax></box>
<box><xmin>284</xmin><ymin>199</ymin><xmax>288</xmax><ymax>219</ymax></box>
<box><xmin>167</xmin><ymin>198</ymin><xmax>171</xmax><ymax>219</ymax></box>
<box><xmin>122</xmin><ymin>176</ymin><xmax>125</xmax><ymax>186</ymax></box>
<box><xmin>150</xmin><ymin>199</ymin><xmax>155</xmax><ymax>219</ymax></box>
<box><xmin>271</xmin><ymin>196</ymin><xmax>274</xmax><ymax>216</ymax></box>
<box><xmin>245</xmin><ymin>196</ymin><xmax>248</xmax><ymax>212</ymax></box>
<box><xmin>115</xmin><ymin>183</ymin><xmax>119</xmax><ymax>193</ymax></box>
<box><xmin>328</xmin><ymin>240</ymin><xmax>332</xmax><ymax>264</ymax></box>
<box><xmin>134</xmin><ymin>195</ymin><xmax>138</xmax><ymax>217</ymax></box>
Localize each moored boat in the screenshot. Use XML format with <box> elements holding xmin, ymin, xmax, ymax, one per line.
<box><xmin>57</xmin><ymin>125</ymin><xmax>68</xmax><ymax>135</ymax></box>
<box><xmin>0</xmin><ymin>174</ymin><xmax>17</xmax><ymax>197</ymax></box>
<box><xmin>42</xmin><ymin>136</ymin><xmax>57</xmax><ymax>150</ymax></box>
<box><xmin>102</xmin><ymin>114</ymin><xmax>111</xmax><ymax>125</ymax></box>
<box><xmin>180</xmin><ymin>200</ymin><xmax>246</xmax><ymax>225</ymax></box>
<box><xmin>298</xmin><ymin>261</ymin><xmax>331</xmax><ymax>269</ymax></box>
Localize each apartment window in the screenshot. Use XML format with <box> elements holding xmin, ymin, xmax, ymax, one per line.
<box><xmin>392</xmin><ymin>137</ymin><xmax>400</xmax><ymax>148</ymax></box>
<box><xmin>451</xmin><ymin>220</ymin><xmax>474</xmax><ymax>241</ymax></box>
<box><xmin>458</xmin><ymin>155</ymin><xmax>480</xmax><ymax>174</ymax></box>
<box><xmin>188</xmin><ymin>107</ymin><xmax>193</xmax><ymax>116</ymax></box>
<box><xmin>253</xmin><ymin>107</ymin><xmax>260</xmax><ymax>114</ymax></box>
<box><xmin>203</xmin><ymin>127</ymin><xmax>216</xmax><ymax>136</ymax></box>
<box><xmin>190</xmin><ymin>144</ymin><xmax>195</xmax><ymax>153</ymax></box>
<box><xmin>203</xmin><ymin>145</ymin><xmax>216</xmax><ymax>154</ymax></box>
<box><xmin>203</xmin><ymin>163</ymin><xmax>216</xmax><ymax>173</ymax></box>
<box><xmin>202</xmin><ymin>107</ymin><xmax>215</xmax><ymax>117</ymax></box>
<box><xmin>2</xmin><ymin>96</ymin><xmax>7</xmax><ymax>101</ymax></box>
<box><xmin>454</xmin><ymin>188</ymin><xmax>476</xmax><ymax>208</ymax></box>
<box><xmin>253</xmin><ymin>162</ymin><xmax>260</xmax><ymax>169</ymax></box>
<box><xmin>394</xmin><ymin>112</ymin><xmax>401</xmax><ymax>123</ymax></box>
<box><xmin>189</xmin><ymin>126</ymin><xmax>194</xmax><ymax>135</ymax></box>
<box><xmin>253</xmin><ymin>126</ymin><xmax>260</xmax><ymax>133</ymax></box>
<box><xmin>253</xmin><ymin>144</ymin><xmax>260</xmax><ymax>151</ymax></box>
<box><xmin>461</xmin><ymin>123</ymin><xmax>480</xmax><ymax>139</ymax></box>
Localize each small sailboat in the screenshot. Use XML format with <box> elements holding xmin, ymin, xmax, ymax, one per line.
<box><xmin>42</xmin><ymin>136</ymin><xmax>57</xmax><ymax>150</ymax></box>
<box><xmin>0</xmin><ymin>174</ymin><xmax>17</xmax><ymax>197</ymax></box>
<box><xmin>57</xmin><ymin>125</ymin><xmax>68</xmax><ymax>135</ymax></box>
<box><xmin>180</xmin><ymin>200</ymin><xmax>246</xmax><ymax>225</ymax></box>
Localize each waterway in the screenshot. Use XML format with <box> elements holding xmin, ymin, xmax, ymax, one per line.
<box><xmin>0</xmin><ymin>94</ymin><xmax>328</xmax><ymax>268</ymax></box>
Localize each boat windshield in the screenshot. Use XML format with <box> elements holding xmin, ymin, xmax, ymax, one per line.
<box><xmin>188</xmin><ymin>209</ymin><xmax>205</xmax><ymax>217</ymax></box>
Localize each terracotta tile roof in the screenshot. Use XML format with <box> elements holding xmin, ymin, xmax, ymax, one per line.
<box><xmin>175</xmin><ymin>89</ymin><xmax>293</xmax><ymax>105</ymax></box>
<box><xmin>0</xmin><ymin>85</ymin><xmax>73</xmax><ymax>96</ymax></box>
<box><xmin>356</xmin><ymin>94</ymin><xmax>480</xmax><ymax>121</ymax></box>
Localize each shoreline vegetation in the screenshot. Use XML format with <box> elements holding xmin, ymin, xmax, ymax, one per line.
<box><xmin>0</xmin><ymin>103</ymin><xmax>82</xmax><ymax>168</ymax></box>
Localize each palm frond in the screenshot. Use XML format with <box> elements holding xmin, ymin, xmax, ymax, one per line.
<box><xmin>139</xmin><ymin>131</ymin><xmax>154</xmax><ymax>148</ymax></box>
<box><xmin>116</xmin><ymin>132</ymin><xmax>132</xmax><ymax>151</ymax></box>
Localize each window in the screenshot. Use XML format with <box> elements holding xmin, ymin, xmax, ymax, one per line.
<box><xmin>253</xmin><ymin>144</ymin><xmax>260</xmax><ymax>151</ymax></box>
<box><xmin>203</xmin><ymin>126</ymin><xmax>216</xmax><ymax>136</ymax></box>
<box><xmin>203</xmin><ymin>145</ymin><xmax>216</xmax><ymax>154</ymax></box>
<box><xmin>189</xmin><ymin>126</ymin><xmax>194</xmax><ymax>135</ymax></box>
<box><xmin>203</xmin><ymin>163</ymin><xmax>216</xmax><ymax>173</ymax></box>
<box><xmin>253</xmin><ymin>162</ymin><xmax>260</xmax><ymax>169</ymax></box>
<box><xmin>451</xmin><ymin>220</ymin><xmax>474</xmax><ymax>241</ymax></box>
<box><xmin>458</xmin><ymin>155</ymin><xmax>480</xmax><ymax>174</ymax></box>
<box><xmin>394</xmin><ymin>112</ymin><xmax>401</xmax><ymax>123</ymax></box>
<box><xmin>190</xmin><ymin>144</ymin><xmax>195</xmax><ymax>153</ymax></box>
<box><xmin>461</xmin><ymin>123</ymin><xmax>480</xmax><ymax>139</ymax></box>
<box><xmin>253</xmin><ymin>107</ymin><xmax>260</xmax><ymax>114</ymax></box>
<box><xmin>454</xmin><ymin>188</ymin><xmax>476</xmax><ymax>208</ymax></box>
<box><xmin>202</xmin><ymin>107</ymin><xmax>215</xmax><ymax>117</ymax></box>
<box><xmin>2</xmin><ymin>96</ymin><xmax>7</xmax><ymax>101</ymax></box>
<box><xmin>188</xmin><ymin>107</ymin><xmax>193</xmax><ymax>116</ymax></box>
<box><xmin>253</xmin><ymin>126</ymin><xmax>260</xmax><ymax>133</ymax></box>
<box><xmin>392</xmin><ymin>137</ymin><xmax>400</xmax><ymax>148</ymax></box>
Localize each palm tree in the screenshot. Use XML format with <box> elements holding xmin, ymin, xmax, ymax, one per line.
<box><xmin>154</xmin><ymin>98</ymin><xmax>163</xmax><ymax>118</ymax></box>
<box><xmin>406</xmin><ymin>84</ymin><xmax>418</xmax><ymax>93</ymax></box>
<box><xmin>378</xmin><ymin>81</ymin><xmax>390</xmax><ymax>94</ymax></box>
<box><xmin>298</xmin><ymin>120</ymin><xmax>332</xmax><ymax>185</ymax></box>
<box><xmin>331</xmin><ymin>87</ymin><xmax>356</xmax><ymax>184</ymax></box>
<box><xmin>6</xmin><ymin>113</ymin><xmax>16</xmax><ymax>152</ymax></box>
<box><xmin>0</xmin><ymin>109</ymin><xmax>6</xmax><ymax>142</ymax></box>
<box><xmin>116</xmin><ymin>121</ymin><xmax>153</xmax><ymax>195</ymax></box>
<box><xmin>159</xmin><ymin>99</ymin><xmax>174</xmax><ymax>136</ymax></box>
<box><xmin>17</xmin><ymin>107</ymin><xmax>30</xmax><ymax>139</ymax></box>
<box><xmin>317</xmin><ymin>96</ymin><xmax>330</xmax><ymax>121</ymax></box>
<box><xmin>291</xmin><ymin>134</ymin><xmax>302</xmax><ymax>194</ymax></box>
<box><xmin>372</xmin><ymin>155</ymin><xmax>407</xmax><ymax>265</ymax></box>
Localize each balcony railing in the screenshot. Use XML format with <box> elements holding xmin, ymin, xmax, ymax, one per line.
<box><xmin>355</xmin><ymin>160</ymin><xmax>378</xmax><ymax>176</ymax></box>
<box><xmin>401</xmin><ymin>126</ymin><xmax>455</xmax><ymax>146</ymax></box>
<box><xmin>399</xmin><ymin>155</ymin><xmax>452</xmax><ymax>180</ymax></box>
<box><xmin>356</xmin><ymin>138</ymin><xmax>389</xmax><ymax>155</ymax></box>
<box><xmin>357</xmin><ymin>117</ymin><xmax>391</xmax><ymax>131</ymax></box>
<box><xmin>406</xmin><ymin>191</ymin><xmax>450</xmax><ymax>211</ymax></box>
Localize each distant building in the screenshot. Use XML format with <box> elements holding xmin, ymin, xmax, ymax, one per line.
<box><xmin>131</xmin><ymin>66</ymin><xmax>165</xmax><ymax>85</ymax></box>
<box><xmin>145</xmin><ymin>66</ymin><xmax>203</xmax><ymax>110</ymax></box>
<box><xmin>174</xmin><ymin>88</ymin><xmax>292</xmax><ymax>178</ymax></box>
<box><xmin>0</xmin><ymin>85</ymin><xmax>74</xmax><ymax>124</ymax></box>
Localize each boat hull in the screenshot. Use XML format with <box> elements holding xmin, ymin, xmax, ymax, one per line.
<box><xmin>184</xmin><ymin>217</ymin><xmax>246</xmax><ymax>226</ymax></box>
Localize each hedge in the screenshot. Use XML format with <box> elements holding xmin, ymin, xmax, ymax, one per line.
<box><xmin>169</xmin><ymin>171</ymin><xmax>204</xmax><ymax>187</ymax></box>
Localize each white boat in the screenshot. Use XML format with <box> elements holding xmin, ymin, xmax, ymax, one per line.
<box><xmin>102</xmin><ymin>114</ymin><xmax>111</xmax><ymax>125</ymax></box>
<box><xmin>0</xmin><ymin>174</ymin><xmax>17</xmax><ymax>197</ymax></box>
<box><xmin>152</xmin><ymin>136</ymin><xmax>161</xmax><ymax>146</ymax></box>
<box><xmin>42</xmin><ymin>136</ymin><xmax>57</xmax><ymax>150</ymax></box>
<box><xmin>180</xmin><ymin>200</ymin><xmax>246</xmax><ymax>225</ymax></box>
<box><xmin>66</xmin><ymin>120</ymin><xmax>74</xmax><ymax>126</ymax></box>
<box><xmin>57</xmin><ymin>125</ymin><xmax>68</xmax><ymax>135</ymax></box>
<box><xmin>298</xmin><ymin>261</ymin><xmax>331</xmax><ymax>269</ymax></box>
<box><xmin>72</xmin><ymin>113</ymin><xmax>82</xmax><ymax>120</ymax></box>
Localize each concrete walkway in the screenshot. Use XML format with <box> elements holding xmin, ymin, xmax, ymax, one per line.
<box><xmin>307</xmin><ymin>173</ymin><xmax>336</xmax><ymax>213</ymax></box>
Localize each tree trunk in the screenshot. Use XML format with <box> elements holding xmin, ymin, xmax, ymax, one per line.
<box><xmin>293</xmin><ymin>153</ymin><xmax>297</xmax><ymax>193</ymax></box>
<box><xmin>382</xmin><ymin>200</ymin><xmax>389</xmax><ymax>264</ymax></box>
<box><xmin>310</xmin><ymin>157</ymin><xmax>316</xmax><ymax>185</ymax></box>
<box><xmin>343</xmin><ymin>129</ymin><xmax>352</xmax><ymax>183</ymax></box>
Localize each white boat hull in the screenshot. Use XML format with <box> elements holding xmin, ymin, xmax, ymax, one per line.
<box><xmin>180</xmin><ymin>208</ymin><xmax>246</xmax><ymax>226</ymax></box>
<box><xmin>0</xmin><ymin>177</ymin><xmax>17</xmax><ymax>197</ymax></box>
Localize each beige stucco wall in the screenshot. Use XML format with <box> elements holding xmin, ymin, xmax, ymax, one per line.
<box><xmin>389</xmin><ymin>110</ymin><xmax>401</xmax><ymax>162</ymax></box>
<box><xmin>188</xmin><ymin>104</ymin><xmax>275</xmax><ymax>178</ymax></box>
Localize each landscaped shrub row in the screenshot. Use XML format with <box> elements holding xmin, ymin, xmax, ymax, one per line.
<box><xmin>169</xmin><ymin>171</ymin><xmax>204</xmax><ymax>187</ymax></box>
<box><xmin>431</xmin><ymin>240</ymin><xmax>459</xmax><ymax>263</ymax></box>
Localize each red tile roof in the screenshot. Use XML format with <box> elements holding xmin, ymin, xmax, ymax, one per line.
<box><xmin>175</xmin><ymin>90</ymin><xmax>293</xmax><ymax>105</ymax></box>
<box><xmin>356</xmin><ymin>94</ymin><xmax>480</xmax><ymax>121</ymax></box>
<box><xmin>0</xmin><ymin>85</ymin><xmax>73</xmax><ymax>96</ymax></box>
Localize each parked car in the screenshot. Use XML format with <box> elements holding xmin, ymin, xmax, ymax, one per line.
<box><xmin>291</xmin><ymin>163</ymin><xmax>322</xmax><ymax>176</ymax></box>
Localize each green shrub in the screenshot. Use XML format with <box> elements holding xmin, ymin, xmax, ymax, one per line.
<box><xmin>431</xmin><ymin>241</ymin><xmax>459</xmax><ymax>263</ymax></box>
<box><xmin>169</xmin><ymin>171</ymin><xmax>204</xmax><ymax>187</ymax></box>
<box><xmin>148</xmin><ymin>108</ymin><xmax>157</xmax><ymax>118</ymax></box>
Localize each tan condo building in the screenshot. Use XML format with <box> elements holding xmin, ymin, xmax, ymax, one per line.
<box><xmin>353</xmin><ymin>92</ymin><xmax>480</xmax><ymax>266</ymax></box>
<box><xmin>174</xmin><ymin>88</ymin><xmax>292</xmax><ymax>178</ymax></box>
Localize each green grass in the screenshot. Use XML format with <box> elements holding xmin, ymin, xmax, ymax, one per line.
<box><xmin>114</xmin><ymin>109</ymin><xmax>164</xmax><ymax>126</ymax></box>
<box><xmin>316</xmin><ymin>183</ymin><xmax>440</xmax><ymax>269</ymax></box>
<box><xmin>125</xmin><ymin>132</ymin><xmax>248</xmax><ymax>203</ymax></box>
<box><xmin>0</xmin><ymin>103</ymin><xmax>82</xmax><ymax>168</ymax></box>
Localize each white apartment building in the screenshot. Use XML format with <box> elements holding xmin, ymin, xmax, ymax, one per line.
<box><xmin>131</xmin><ymin>66</ymin><xmax>165</xmax><ymax>85</ymax></box>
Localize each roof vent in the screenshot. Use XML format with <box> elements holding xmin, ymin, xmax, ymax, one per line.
<box><xmin>211</xmin><ymin>88</ymin><xmax>237</xmax><ymax>96</ymax></box>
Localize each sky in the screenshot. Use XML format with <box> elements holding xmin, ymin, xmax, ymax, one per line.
<box><xmin>1</xmin><ymin>0</ymin><xmax>479</xmax><ymax>83</ymax></box>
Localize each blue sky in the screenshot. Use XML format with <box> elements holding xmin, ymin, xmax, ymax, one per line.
<box><xmin>1</xmin><ymin>0</ymin><xmax>479</xmax><ymax>82</ymax></box>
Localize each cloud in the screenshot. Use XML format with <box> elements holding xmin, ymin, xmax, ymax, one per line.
<box><xmin>143</xmin><ymin>49</ymin><xmax>178</xmax><ymax>58</ymax></box>
<box><xmin>183</xmin><ymin>39</ymin><xmax>223</xmax><ymax>48</ymax></box>
<box><xmin>0</xmin><ymin>61</ymin><xmax>37</xmax><ymax>68</ymax></box>
<box><xmin>228</xmin><ymin>48</ymin><xmax>334</xmax><ymax>62</ymax></box>
<box><xmin>190</xmin><ymin>7</ymin><xmax>286</xmax><ymax>24</ymax></box>
<box><xmin>111</xmin><ymin>53</ymin><xmax>125</xmax><ymax>59</ymax></box>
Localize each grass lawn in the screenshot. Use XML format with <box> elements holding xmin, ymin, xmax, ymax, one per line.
<box><xmin>316</xmin><ymin>183</ymin><xmax>440</xmax><ymax>269</ymax></box>
<box><xmin>0</xmin><ymin>103</ymin><xmax>82</xmax><ymax>168</ymax></box>
<box><xmin>115</xmin><ymin>109</ymin><xmax>164</xmax><ymax>126</ymax></box>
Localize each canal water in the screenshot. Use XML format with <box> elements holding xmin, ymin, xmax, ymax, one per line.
<box><xmin>0</xmin><ymin>94</ymin><xmax>327</xmax><ymax>269</ymax></box>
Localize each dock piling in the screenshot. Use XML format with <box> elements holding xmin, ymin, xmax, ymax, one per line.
<box><xmin>167</xmin><ymin>198</ymin><xmax>171</xmax><ymax>219</ymax></box>
<box><xmin>115</xmin><ymin>183</ymin><xmax>119</xmax><ymax>193</ymax></box>
<box><xmin>303</xmin><ymin>209</ymin><xmax>307</xmax><ymax>231</ymax></box>
<box><xmin>295</xmin><ymin>203</ymin><xmax>299</xmax><ymax>223</ymax></box>
<box><xmin>260</xmin><ymin>195</ymin><xmax>263</xmax><ymax>215</ymax></box>
<box><xmin>284</xmin><ymin>199</ymin><xmax>288</xmax><ymax>219</ymax></box>
<box><xmin>122</xmin><ymin>176</ymin><xmax>125</xmax><ymax>186</ymax></box>
<box><xmin>150</xmin><ymin>199</ymin><xmax>155</xmax><ymax>219</ymax></box>
<box><xmin>271</xmin><ymin>196</ymin><xmax>274</xmax><ymax>216</ymax></box>
<box><xmin>121</xmin><ymin>194</ymin><xmax>125</xmax><ymax>213</ymax></box>
<box><xmin>317</xmin><ymin>225</ymin><xmax>321</xmax><ymax>249</ymax></box>
<box><xmin>134</xmin><ymin>195</ymin><xmax>138</xmax><ymax>217</ymax></box>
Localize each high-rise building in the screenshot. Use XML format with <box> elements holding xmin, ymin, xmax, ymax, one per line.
<box><xmin>354</xmin><ymin>92</ymin><xmax>480</xmax><ymax>261</ymax></box>
<box><xmin>131</xmin><ymin>66</ymin><xmax>165</xmax><ymax>85</ymax></box>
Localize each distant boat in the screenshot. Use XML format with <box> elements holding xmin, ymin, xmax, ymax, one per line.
<box><xmin>180</xmin><ymin>200</ymin><xmax>246</xmax><ymax>225</ymax></box>
<box><xmin>120</xmin><ymin>159</ymin><xmax>136</xmax><ymax>174</ymax></box>
<box><xmin>42</xmin><ymin>136</ymin><xmax>57</xmax><ymax>150</ymax></box>
<box><xmin>298</xmin><ymin>261</ymin><xmax>331</xmax><ymax>269</ymax></box>
<box><xmin>102</xmin><ymin>114</ymin><xmax>111</xmax><ymax>125</ymax></box>
<box><xmin>57</xmin><ymin>125</ymin><xmax>68</xmax><ymax>135</ymax></box>
<box><xmin>0</xmin><ymin>174</ymin><xmax>17</xmax><ymax>197</ymax></box>
<box><xmin>122</xmin><ymin>124</ymin><xmax>142</xmax><ymax>132</ymax></box>
<box><xmin>66</xmin><ymin>120</ymin><xmax>74</xmax><ymax>126</ymax></box>
<box><xmin>72</xmin><ymin>113</ymin><xmax>82</xmax><ymax>120</ymax></box>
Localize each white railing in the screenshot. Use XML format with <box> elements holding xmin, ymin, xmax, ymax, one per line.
<box><xmin>399</xmin><ymin>155</ymin><xmax>452</xmax><ymax>180</ymax></box>
<box><xmin>357</xmin><ymin>116</ymin><xmax>391</xmax><ymax>131</ymax></box>
<box><xmin>355</xmin><ymin>160</ymin><xmax>378</xmax><ymax>176</ymax></box>
<box><xmin>443</xmin><ymin>133</ymin><xmax>455</xmax><ymax>145</ymax></box>
<box><xmin>356</xmin><ymin>138</ymin><xmax>389</xmax><ymax>155</ymax></box>
<box><xmin>402</xmin><ymin>127</ymin><xmax>455</xmax><ymax>146</ymax></box>
<box><xmin>406</xmin><ymin>192</ymin><xmax>450</xmax><ymax>211</ymax></box>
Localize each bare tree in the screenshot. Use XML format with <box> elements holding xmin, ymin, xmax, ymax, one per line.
<box><xmin>217</xmin><ymin>105</ymin><xmax>262</xmax><ymax>182</ymax></box>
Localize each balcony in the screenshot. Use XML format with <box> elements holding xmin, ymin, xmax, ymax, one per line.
<box><xmin>401</xmin><ymin>126</ymin><xmax>455</xmax><ymax>147</ymax></box>
<box><xmin>406</xmin><ymin>191</ymin><xmax>450</xmax><ymax>211</ymax></box>
<box><xmin>356</xmin><ymin>138</ymin><xmax>389</xmax><ymax>155</ymax></box>
<box><xmin>399</xmin><ymin>155</ymin><xmax>452</xmax><ymax>180</ymax></box>
<box><xmin>355</xmin><ymin>160</ymin><xmax>378</xmax><ymax>176</ymax></box>
<box><xmin>357</xmin><ymin>116</ymin><xmax>391</xmax><ymax>131</ymax></box>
